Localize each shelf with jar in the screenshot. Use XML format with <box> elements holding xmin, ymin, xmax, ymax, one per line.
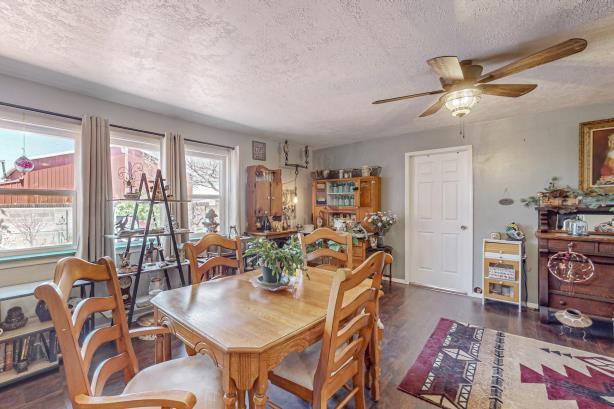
<box><xmin>311</xmin><ymin>175</ymin><xmax>381</xmax><ymax>265</ymax></box>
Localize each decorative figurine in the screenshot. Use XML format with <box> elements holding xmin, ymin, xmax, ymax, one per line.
<box><xmin>119</xmin><ymin>276</ymin><xmax>133</xmax><ymax>307</ymax></box>
<box><xmin>203</xmin><ymin>208</ymin><xmax>220</xmax><ymax>233</ymax></box>
<box><xmin>118</xmin><ymin>162</ymin><xmax>143</xmax><ymax>199</ymax></box>
<box><xmin>115</xmin><ymin>215</ymin><xmax>129</xmax><ymax>234</ymax></box>
<box><xmin>35</xmin><ymin>300</ymin><xmax>51</xmax><ymax>322</ymax></box>
<box><xmin>505</xmin><ymin>222</ymin><xmax>525</xmax><ymax>241</ymax></box>
<box><xmin>118</xmin><ymin>251</ymin><xmax>131</xmax><ymax>269</ymax></box>
<box><xmin>1</xmin><ymin>306</ymin><xmax>28</xmax><ymax>331</ymax></box>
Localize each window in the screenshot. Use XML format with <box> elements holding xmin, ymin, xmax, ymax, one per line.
<box><xmin>0</xmin><ymin>111</ymin><xmax>78</xmax><ymax>257</ymax></box>
<box><xmin>110</xmin><ymin>132</ymin><xmax>162</xmax><ymax>235</ymax></box>
<box><xmin>185</xmin><ymin>144</ymin><xmax>229</xmax><ymax>237</ymax></box>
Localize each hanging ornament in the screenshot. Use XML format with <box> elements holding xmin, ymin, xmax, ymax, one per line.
<box><xmin>15</xmin><ymin>133</ymin><xmax>34</xmax><ymax>173</ymax></box>
<box><xmin>15</xmin><ymin>155</ymin><xmax>34</xmax><ymax>173</ymax></box>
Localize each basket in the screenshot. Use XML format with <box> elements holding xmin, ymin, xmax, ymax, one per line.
<box><xmin>369</xmin><ymin>166</ymin><xmax>382</xmax><ymax>176</ymax></box>
<box><xmin>310</xmin><ymin>170</ymin><xmax>323</xmax><ymax>179</ymax></box>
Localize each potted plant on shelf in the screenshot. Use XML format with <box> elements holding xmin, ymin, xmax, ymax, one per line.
<box><xmin>364</xmin><ymin>211</ymin><xmax>398</xmax><ymax>248</ymax></box>
<box><xmin>244</xmin><ymin>235</ymin><xmax>304</xmax><ymax>284</ymax></box>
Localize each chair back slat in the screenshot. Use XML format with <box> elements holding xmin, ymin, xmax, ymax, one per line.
<box><xmin>312</xmin><ymin>251</ymin><xmax>385</xmax><ymax>405</ymax></box>
<box><xmin>91</xmin><ymin>352</ymin><xmax>131</xmax><ymax>396</ymax></box>
<box><xmin>334</xmin><ymin>313</ymin><xmax>370</xmax><ymax>349</ymax></box>
<box><xmin>332</xmin><ymin>337</ymin><xmax>363</xmax><ymax>373</ymax></box>
<box><xmin>72</xmin><ymin>296</ymin><xmax>116</xmax><ymax>337</ymax></box>
<box><xmin>338</xmin><ymin>289</ymin><xmax>373</xmax><ymax>322</ymax></box>
<box><xmin>299</xmin><ymin>228</ymin><xmax>353</xmax><ymax>270</ymax></box>
<box><xmin>34</xmin><ymin>257</ymin><xmax>138</xmax><ymax>400</ymax></box>
<box><xmin>82</xmin><ymin>325</ymin><xmax>122</xmax><ymax>373</ymax></box>
<box><xmin>185</xmin><ymin>233</ymin><xmax>243</xmax><ymax>283</ymax></box>
<box><xmin>54</xmin><ymin>257</ymin><xmax>113</xmax><ymax>300</ymax></box>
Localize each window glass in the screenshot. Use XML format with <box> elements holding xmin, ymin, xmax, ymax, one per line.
<box><xmin>185</xmin><ymin>146</ymin><xmax>228</xmax><ymax>237</ymax></box>
<box><xmin>110</xmin><ymin>134</ymin><xmax>162</xmax><ymax>233</ymax></box>
<box><xmin>0</xmin><ymin>127</ymin><xmax>76</xmax><ymax>254</ymax></box>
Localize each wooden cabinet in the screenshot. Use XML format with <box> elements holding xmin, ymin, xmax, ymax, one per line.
<box><xmin>246</xmin><ymin>165</ymin><xmax>283</xmax><ymax>232</ymax></box>
<box><xmin>311</xmin><ymin>176</ymin><xmax>380</xmax><ymax>265</ymax></box>
<box><xmin>536</xmin><ymin>206</ymin><xmax>614</xmax><ymax>323</ymax></box>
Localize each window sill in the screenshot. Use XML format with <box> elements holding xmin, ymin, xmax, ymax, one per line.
<box><xmin>0</xmin><ymin>249</ymin><xmax>76</xmax><ymax>269</ymax></box>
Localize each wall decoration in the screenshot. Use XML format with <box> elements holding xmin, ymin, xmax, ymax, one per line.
<box><xmin>252</xmin><ymin>140</ymin><xmax>266</xmax><ymax>161</ymax></box>
<box><xmin>580</xmin><ymin>117</ymin><xmax>614</xmax><ymax>192</ymax></box>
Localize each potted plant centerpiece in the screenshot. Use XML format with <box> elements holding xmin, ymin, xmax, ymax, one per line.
<box><xmin>364</xmin><ymin>211</ymin><xmax>398</xmax><ymax>248</ymax></box>
<box><xmin>245</xmin><ymin>235</ymin><xmax>304</xmax><ymax>285</ymax></box>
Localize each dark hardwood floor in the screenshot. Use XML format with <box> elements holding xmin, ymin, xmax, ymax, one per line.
<box><xmin>1</xmin><ymin>284</ymin><xmax>612</xmax><ymax>409</ymax></box>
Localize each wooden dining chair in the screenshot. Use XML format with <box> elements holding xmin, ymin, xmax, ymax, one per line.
<box><xmin>185</xmin><ymin>233</ymin><xmax>243</xmax><ymax>284</ymax></box>
<box><xmin>366</xmin><ymin>252</ymin><xmax>393</xmax><ymax>401</ymax></box>
<box><xmin>34</xmin><ymin>256</ymin><xmax>225</xmax><ymax>409</ymax></box>
<box><xmin>299</xmin><ymin>227</ymin><xmax>353</xmax><ymax>271</ymax></box>
<box><xmin>269</xmin><ymin>251</ymin><xmax>385</xmax><ymax>409</ymax></box>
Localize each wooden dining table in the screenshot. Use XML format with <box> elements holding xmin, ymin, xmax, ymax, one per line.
<box><xmin>150</xmin><ymin>267</ymin><xmax>373</xmax><ymax>409</ymax></box>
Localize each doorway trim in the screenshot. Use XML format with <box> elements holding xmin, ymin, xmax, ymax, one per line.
<box><xmin>404</xmin><ymin>145</ymin><xmax>474</xmax><ymax>295</ymax></box>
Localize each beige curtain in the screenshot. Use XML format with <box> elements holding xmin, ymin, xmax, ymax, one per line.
<box><xmin>229</xmin><ymin>146</ymin><xmax>241</xmax><ymax>235</ymax></box>
<box><xmin>77</xmin><ymin>116</ymin><xmax>112</xmax><ymax>261</ymax></box>
<box><xmin>163</xmin><ymin>132</ymin><xmax>189</xmax><ymax>243</ymax></box>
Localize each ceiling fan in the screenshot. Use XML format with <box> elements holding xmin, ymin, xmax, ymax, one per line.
<box><xmin>372</xmin><ymin>38</ymin><xmax>587</xmax><ymax>118</ymax></box>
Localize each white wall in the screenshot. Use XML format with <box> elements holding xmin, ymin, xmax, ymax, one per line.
<box><xmin>314</xmin><ymin>101</ymin><xmax>614</xmax><ymax>304</ymax></box>
<box><xmin>0</xmin><ymin>73</ymin><xmax>312</xmax><ymax>287</ymax></box>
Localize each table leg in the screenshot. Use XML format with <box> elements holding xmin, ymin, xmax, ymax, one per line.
<box><xmin>223</xmin><ymin>380</ymin><xmax>237</xmax><ymax>409</ymax></box>
<box><xmin>253</xmin><ymin>373</ymin><xmax>268</xmax><ymax>409</ymax></box>
<box><xmin>238</xmin><ymin>390</ymin><xmax>246</xmax><ymax>409</ymax></box>
<box><xmin>388</xmin><ymin>263</ymin><xmax>392</xmax><ymax>291</ymax></box>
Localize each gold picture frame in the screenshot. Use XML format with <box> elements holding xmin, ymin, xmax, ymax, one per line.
<box><xmin>579</xmin><ymin>117</ymin><xmax>614</xmax><ymax>192</ymax></box>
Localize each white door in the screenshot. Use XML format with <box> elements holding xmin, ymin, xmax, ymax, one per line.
<box><xmin>409</xmin><ymin>148</ymin><xmax>472</xmax><ymax>294</ymax></box>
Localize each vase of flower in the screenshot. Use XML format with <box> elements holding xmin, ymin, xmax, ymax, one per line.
<box><xmin>364</xmin><ymin>211</ymin><xmax>398</xmax><ymax>247</ymax></box>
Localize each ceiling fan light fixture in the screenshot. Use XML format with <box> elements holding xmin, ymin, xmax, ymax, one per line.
<box><xmin>444</xmin><ymin>88</ymin><xmax>482</xmax><ymax>117</ymax></box>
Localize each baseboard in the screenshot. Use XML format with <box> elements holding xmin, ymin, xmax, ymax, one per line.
<box><xmin>526</xmin><ymin>302</ymin><xmax>539</xmax><ymax>310</ymax></box>
<box><xmin>469</xmin><ymin>291</ymin><xmax>483</xmax><ymax>299</ymax></box>
<box><xmin>391</xmin><ymin>277</ymin><xmax>409</xmax><ymax>285</ymax></box>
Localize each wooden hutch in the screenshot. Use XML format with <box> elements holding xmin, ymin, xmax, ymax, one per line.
<box><xmin>311</xmin><ymin>176</ymin><xmax>381</xmax><ymax>266</ymax></box>
<box><xmin>246</xmin><ymin>165</ymin><xmax>296</xmax><ymax>238</ymax></box>
<box><xmin>536</xmin><ymin>206</ymin><xmax>614</xmax><ymax>323</ymax></box>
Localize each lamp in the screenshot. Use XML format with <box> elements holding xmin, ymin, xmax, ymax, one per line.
<box><xmin>444</xmin><ymin>88</ymin><xmax>482</xmax><ymax>117</ymax></box>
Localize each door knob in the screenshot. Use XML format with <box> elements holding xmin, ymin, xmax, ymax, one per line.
<box><xmin>460</xmin><ymin>225</ymin><xmax>468</xmax><ymax>230</ymax></box>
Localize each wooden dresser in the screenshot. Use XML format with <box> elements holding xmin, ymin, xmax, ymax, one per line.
<box><xmin>537</xmin><ymin>207</ymin><xmax>614</xmax><ymax>323</ymax></box>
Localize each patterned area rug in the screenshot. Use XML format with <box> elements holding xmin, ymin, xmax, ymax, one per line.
<box><xmin>398</xmin><ymin>318</ymin><xmax>614</xmax><ymax>409</ymax></box>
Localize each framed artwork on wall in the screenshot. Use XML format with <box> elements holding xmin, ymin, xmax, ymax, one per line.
<box><xmin>580</xmin><ymin>117</ymin><xmax>614</xmax><ymax>192</ymax></box>
<box><xmin>252</xmin><ymin>141</ymin><xmax>266</xmax><ymax>161</ymax></box>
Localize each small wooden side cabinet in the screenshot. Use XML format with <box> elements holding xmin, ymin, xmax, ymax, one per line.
<box><xmin>482</xmin><ymin>239</ymin><xmax>523</xmax><ymax>310</ymax></box>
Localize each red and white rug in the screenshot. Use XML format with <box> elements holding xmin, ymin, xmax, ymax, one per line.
<box><xmin>398</xmin><ymin>318</ymin><xmax>614</xmax><ymax>409</ymax></box>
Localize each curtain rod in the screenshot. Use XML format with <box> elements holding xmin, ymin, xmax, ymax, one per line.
<box><xmin>0</xmin><ymin>101</ymin><xmax>237</xmax><ymax>149</ymax></box>
<box><xmin>0</xmin><ymin>101</ymin><xmax>163</xmax><ymax>137</ymax></box>
<box><xmin>184</xmin><ymin>138</ymin><xmax>235</xmax><ymax>150</ymax></box>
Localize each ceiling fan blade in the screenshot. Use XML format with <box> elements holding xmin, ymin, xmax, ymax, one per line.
<box><xmin>478</xmin><ymin>38</ymin><xmax>587</xmax><ymax>83</ymax></box>
<box><xmin>460</xmin><ymin>61</ymin><xmax>483</xmax><ymax>81</ymax></box>
<box><xmin>478</xmin><ymin>83</ymin><xmax>537</xmax><ymax>97</ymax></box>
<box><xmin>427</xmin><ymin>56</ymin><xmax>464</xmax><ymax>82</ymax></box>
<box><xmin>372</xmin><ymin>90</ymin><xmax>444</xmax><ymax>104</ymax></box>
<box><xmin>419</xmin><ymin>97</ymin><xmax>445</xmax><ymax>117</ymax></box>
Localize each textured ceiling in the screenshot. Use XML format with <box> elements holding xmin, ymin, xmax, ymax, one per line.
<box><xmin>0</xmin><ymin>1</ymin><xmax>614</xmax><ymax>147</ymax></box>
